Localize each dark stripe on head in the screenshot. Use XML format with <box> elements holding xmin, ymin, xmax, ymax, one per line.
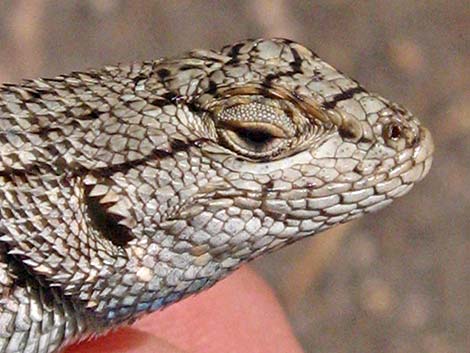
<box><xmin>161</xmin><ymin>91</ymin><xmax>183</xmax><ymax>104</ymax></box>
<box><xmin>262</xmin><ymin>73</ymin><xmax>282</xmax><ymax>88</ymax></box>
<box><xmin>207</xmin><ymin>80</ymin><xmax>218</xmax><ymax>95</ymax></box>
<box><xmin>90</xmin><ymin>138</ymin><xmax>210</xmax><ymax>177</ymax></box>
<box><xmin>179</xmin><ymin>64</ymin><xmax>199</xmax><ymax>71</ymax></box>
<box><xmin>132</xmin><ymin>73</ymin><xmax>147</xmax><ymax>84</ymax></box>
<box><xmin>186</xmin><ymin>101</ymin><xmax>205</xmax><ymax>114</ymax></box>
<box><xmin>289</xmin><ymin>47</ymin><xmax>303</xmax><ymax>73</ymax></box>
<box><xmin>322</xmin><ymin>86</ymin><xmax>366</xmax><ymax>110</ymax></box>
<box><xmin>226</xmin><ymin>43</ymin><xmax>245</xmax><ymax>65</ymax></box>
<box><xmin>151</xmin><ymin>97</ymin><xmax>171</xmax><ymax>107</ymax></box>
<box><xmin>228</xmin><ymin>43</ymin><xmax>244</xmax><ymax>58</ymax></box>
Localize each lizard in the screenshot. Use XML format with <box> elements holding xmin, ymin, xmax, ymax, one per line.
<box><xmin>0</xmin><ymin>38</ymin><xmax>434</xmax><ymax>353</ymax></box>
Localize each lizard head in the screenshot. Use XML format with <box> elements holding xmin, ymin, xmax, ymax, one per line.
<box><xmin>134</xmin><ymin>38</ymin><xmax>434</xmax><ymax>304</ymax></box>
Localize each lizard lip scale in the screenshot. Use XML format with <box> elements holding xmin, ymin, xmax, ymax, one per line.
<box><xmin>0</xmin><ymin>38</ymin><xmax>434</xmax><ymax>352</ymax></box>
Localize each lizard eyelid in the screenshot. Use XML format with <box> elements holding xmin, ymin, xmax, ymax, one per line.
<box><xmin>212</xmin><ymin>99</ymin><xmax>296</xmax><ymax>159</ymax></box>
<box><xmin>218</xmin><ymin>123</ymin><xmax>289</xmax><ymax>159</ymax></box>
<box><xmin>217</xmin><ymin>120</ymin><xmax>289</xmax><ymax>138</ymax></box>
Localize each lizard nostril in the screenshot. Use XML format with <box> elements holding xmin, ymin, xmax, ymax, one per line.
<box><xmin>384</xmin><ymin>122</ymin><xmax>420</xmax><ymax>149</ymax></box>
<box><xmin>383</xmin><ymin>122</ymin><xmax>406</xmax><ymax>145</ymax></box>
<box><xmin>388</xmin><ymin>123</ymin><xmax>403</xmax><ymax>140</ymax></box>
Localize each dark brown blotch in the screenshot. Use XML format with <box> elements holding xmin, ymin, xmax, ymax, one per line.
<box><xmin>85</xmin><ymin>191</ymin><xmax>135</xmax><ymax>247</ymax></box>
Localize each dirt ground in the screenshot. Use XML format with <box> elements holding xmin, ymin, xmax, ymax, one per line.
<box><xmin>0</xmin><ymin>1</ymin><xmax>468</xmax><ymax>352</ymax></box>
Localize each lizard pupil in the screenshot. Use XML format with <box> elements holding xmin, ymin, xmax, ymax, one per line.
<box><xmin>236</xmin><ymin>127</ymin><xmax>274</xmax><ymax>145</ymax></box>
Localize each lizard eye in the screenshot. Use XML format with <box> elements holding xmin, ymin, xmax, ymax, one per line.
<box><xmin>213</xmin><ymin>98</ymin><xmax>296</xmax><ymax>159</ymax></box>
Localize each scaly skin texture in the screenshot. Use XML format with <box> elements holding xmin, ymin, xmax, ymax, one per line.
<box><xmin>0</xmin><ymin>38</ymin><xmax>433</xmax><ymax>352</ymax></box>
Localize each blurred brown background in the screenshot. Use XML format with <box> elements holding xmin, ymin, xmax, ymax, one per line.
<box><xmin>0</xmin><ymin>1</ymin><xmax>468</xmax><ymax>352</ymax></box>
